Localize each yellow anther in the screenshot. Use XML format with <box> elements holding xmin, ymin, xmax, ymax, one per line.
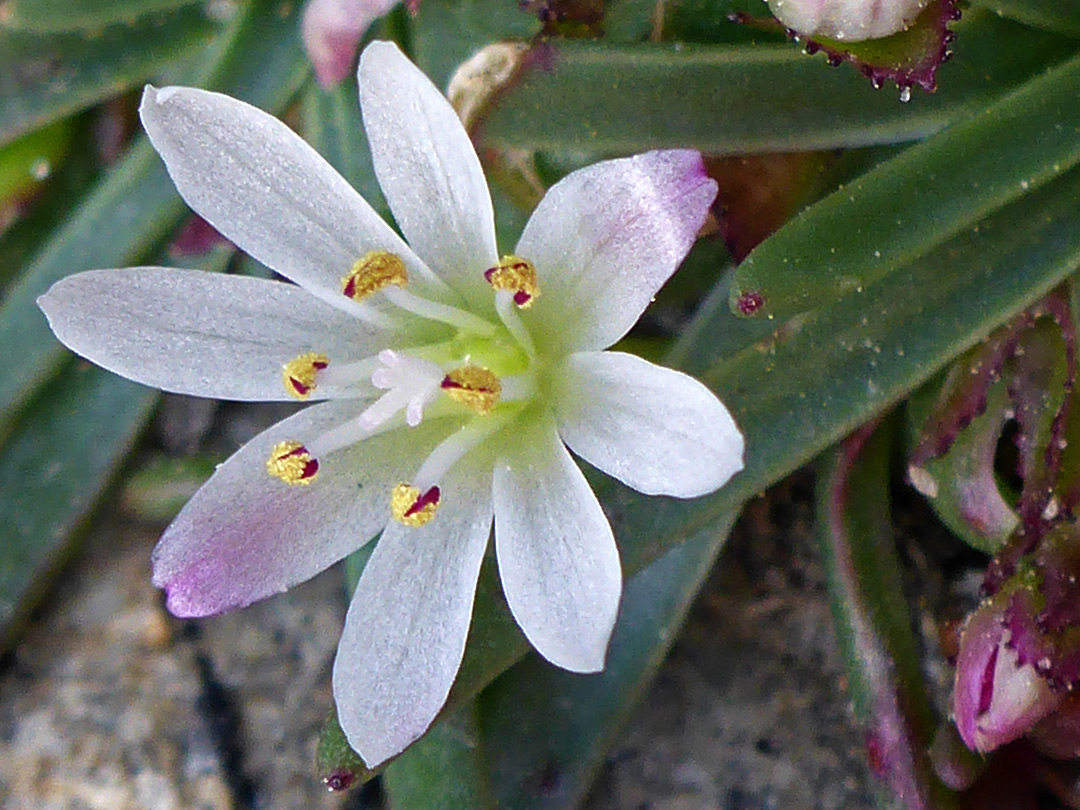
<box><xmin>484</xmin><ymin>255</ymin><xmax>539</xmax><ymax>308</ymax></box>
<box><xmin>342</xmin><ymin>250</ymin><xmax>408</xmax><ymax>301</ymax></box>
<box><xmin>266</xmin><ymin>441</ymin><xmax>319</xmax><ymax>485</ymax></box>
<box><xmin>282</xmin><ymin>352</ymin><xmax>329</xmax><ymax>400</ymax></box>
<box><xmin>440</xmin><ymin>365</ymin><xmax>501</xmax><ymax>415</ymax></box>
<box><xmin>390</xmin><ymin>483</ymin><xmax>441</xmax><ymax>527</ymax></box>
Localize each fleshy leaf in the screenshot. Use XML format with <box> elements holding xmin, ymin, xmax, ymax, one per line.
<box><xmin>794</xmin><ymin>0</ymin><xmax>961</xmax><ymax>95</ymax></box>
<box><xmin>819</xmin><ymin>421</ymin><xmax>956</xmax><ymax>807</ymax></box>
<box><xmin>907</xmin><ymin>376</ymin><xmax>1017</xmax><ymax>554</ymax></box>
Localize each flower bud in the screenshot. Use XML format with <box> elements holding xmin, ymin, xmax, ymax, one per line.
<box><xmin>765</xmin><ymin>0</ymin><xmax>930</xmax><ymax>41</ymax></box>
<box><xmin>953</xmin><ymin>591</ymin><xmax>1061</xmax><ymax>753</ymax></box>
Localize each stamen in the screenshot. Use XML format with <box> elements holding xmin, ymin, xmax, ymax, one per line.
<box><xmin>390</xmin><ymin>483</ymin><xmax>441</xmax><ymax>527</ymax></box>
<box><xmin>266</xmin><ymin>441</ymin><xmax>319</xmax><ymax>485</ymax></box>
<box><xmin>484</xmin><ymin>255</ymin><xmax>539</xmax><ymax>308</ymax></box>
<box><xmin>282</xmin><ymin>352</ymin><xmax>329</xmax><ymax>400</ymax></box>
<box><xmin>342</xmin><ymin>250</ymin><xmax>408</xmax><ymax>301</ymax></box>
<box><xmin>441</xmin><ymin>365</ymin><xmax>501</xmax><ymax>415</ymax></box>
<box><xmin>381</xmin><ymin>286</ymin><xmax>496</xmax><ymax>336</ymax></box>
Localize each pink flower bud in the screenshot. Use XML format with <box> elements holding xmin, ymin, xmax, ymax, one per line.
<box><xmin>765</xmin><ymin>0</ymin><xmax>930</xmax><ymax>41</ymax></box>
<box><xmin>953</xmin><ymin>593</ymin><xmax>1062</xmax><ymax>753</ymax></box>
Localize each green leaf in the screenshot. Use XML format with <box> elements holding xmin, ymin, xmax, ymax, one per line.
<box><xmin>818</xmin><ymin>422</ymin><xmax>956</xmax><ymax>808</ymax></box>
<box><xmin>0</xmin><ymin>0</ymin><xmax>309</xmax><ymax>434</ymax></box>
<box><xmin>0</xmin><ymin>364</ymin><xmax>157</xmax><ymax>650</ymax></box>
<box><xmin>3</xmin><ymin>0</ymin><xmax>203</xmax><ymax>32</ymax></box>
<box><xmin>477</xmin><ymin>516</ymin><xmax>736</xmax><ymax>810</ymax></box>
<box><xmin>0</xmin><ymin>5</ymin><xmax>221</xmax><ymax>147</ymax></box>
<box><xmin>907</xmin><ymin>375</ymin><xmax>1018</xmax><ymax>553</ymax></box>
<box><xmin>972</xmin><ymin>0</ymin><xmax>1080</xmax><ymax>35</ymax></box>
<box><xmin>0</xmin><ymin>118</ymin><xmax>73</xmax><ymax>206</ymax></box>
<box><xmin>118</xmin><ymin>452</ymin><xmax>225</xmax><ymax>522</ymax></box>
<box><xmin>479</xmin><ymin>10</ymin><xmax>1073</xmax><ymax>155</ymax></box>
<box><xmin>731</xmin><ymin>49</ymin><xmax>1080</xmax><ymax>321</ymax></box>
<box><xmin>384</xmin><ymin>704</ymin><xmax>496</xmax><ymax>810</ymax></box>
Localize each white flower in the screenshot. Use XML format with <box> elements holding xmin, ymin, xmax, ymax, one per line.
<box><xmin>766</xmin><ymin>0</ymin><xmax>930</xmax><ymax>41</ymax></box>
<box><xmin>38</xmin><ymin>42</ymin><xmax>744</xmax><ymax>767</ymax></box>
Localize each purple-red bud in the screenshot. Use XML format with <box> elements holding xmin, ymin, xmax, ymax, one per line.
<box><xmin>953</xmin><ymin>591</ymin><xmax>1061</xmax><ymax>753</ymax></box>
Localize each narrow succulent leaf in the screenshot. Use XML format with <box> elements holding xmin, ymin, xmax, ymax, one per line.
<box><xmin>971</xmin><ymin>0</ymin><xmax>1080</xmax><ymax>36</ymax></box>
<box><xmin>1009</xmin><ymin>320</ymin><xmax>1072</xmax><ymax>534</ymax></box>
<box><xmin>300</xmin><ymin>77</ymin><xmax>388</xmax><ymax>216</ymax></box>
<box><xmin>383</xmin><ymin>703</ymin><xmax>496</xmax><ymax>810</ymax></box>
<box><xmin>0</xmin><ymin>6</ymin><xmax>220</xmax><ymax>147</ymax></box>
<box><xmin>3</xmin><ymin>0</ymin><xmax>203</xmax><ymax>32</ymax></box>
<box><xmin>1058</xmin><ymin>279</ymin><xmax>1080</xmax><ymax>514</ymax></box>
<box><xmin>731</xmin><ymin>49</ymin><xmax>1080</xmax><ymax>321</ymax></box>
<box><xmin>316</xmin><ymin>710</ymin><xmax>373</xmax><ymax>792</ymax></box>
<box><xmin>818</xmin><ymin>421</ymin><xmax>956</xmax><ymax>808</ymax></box>
<box><xmin>479</xmin><ymin>11</ymin><xmax>1073</xmax><ymax>155</ymax></box>
<box><xmin>0</xmin><ymin>364</ymin><xmax>157</xmax><ymax>650</ymax></box>
<box><xmin>119</xmin><ymin>453</ymin><xmax>225</xmax><ymax>523</ymax></box>
<box><xmin>479</xmin><ymin>516</ymin><xmax>736</xmax><ymax>810</ymax></box>
<box><xmin>794</xmin><ymin>0</ymin><xmax>960</xmax><ymax>94</ymax></box>
<box><xmin>907</xmin><ymin>377</ymin><xmax>1017</xmax><ymax>554</ymax></box>
<box><xmin>0</xmin><ymin>120</ymin><xmax>73</xmax><ymax>207</ymax></box>
<box><xmin>0</xmin><ymin>0</ymin><xmax>309</xmax><ymax>433</ymax></box>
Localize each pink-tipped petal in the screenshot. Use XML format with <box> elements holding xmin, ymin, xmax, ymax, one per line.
<box><xmin>332</xmin><ymin>452</ymin><xmax>494</xmax><ymax>766</ymax></box>
<box><xmin>494</xmin><ymin>418</ymin><xmax>621</xmax><ymax>673</ymax></box>
<box><xmin>516</xmin><ymin>150</ymin><xmax>717</xmax><ymax>355</ymax></box>
<box><xmin>153</xmin><ymin>401</ymin><xmax>462</xmax><ymax>617</ymax></box>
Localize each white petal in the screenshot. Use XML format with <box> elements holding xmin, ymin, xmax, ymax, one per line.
<box><xmin>359</xmin><ymin>41</ymin><xmax>498</xmax><ymax>310</ymax></box>
<box><xmin>302</xmin><ymin>0</ymin><xmax>399</xmax><ymax>87</ymax></box>
<box><xmin>38</xmin><ymin>268</ymin><xmax>383</xmax><ymax>401</ymax></box>
<box><xmin>333</xmin><ymin>452</ymin><xmax>494</xmax><ymax>767</ymax></box>
<box><xmin>554</xmin><ymin>352</ymin><xmax>744</xmax><ymax>498</ymax></box>
<box><xmin>516</xmin><ymin>150</ymin><xmax>717</xmax><ymax>354</ymax></box>
<box><xmin>139</xmin><ymin>85</ymin><xmax>445</xmax><ymax>304</ymax></box>
<box><xmin>152</xmin><ymin>400</ymin><xmax>465</xmax><ymax>616</ymax></box>
<box><xmin>493</xmin><ymin>418</ymin><xmax>621</xmax><ymax>673</ymax></box>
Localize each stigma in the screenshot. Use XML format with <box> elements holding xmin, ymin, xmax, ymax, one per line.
<box><xmin>484</xmin><ymin>255</ymin><xmax>539</xmax><ymax>308</ymax></box>
<box><xmin>390</xmin><ymin>483</ymin><xmax>441</xmax><ymax>527</ymax></box>
<box><xmin>441</xmin><ymin>365</ymin><xmax>501</xmax><ymax>415</ymax></box>
<box><xmin>342</xmin><ymin>250</ymin><xmax>408</xmax><ymax>301</ymax></box>
<box><xmin>282</xmin><ymin>352</ymin><xmax>329</xmax><ymax>399</ymax></box>
<box><xmin>266</xmin><ymin>441</ymin><xmax>319</xmax><ymax>485</ymax></box>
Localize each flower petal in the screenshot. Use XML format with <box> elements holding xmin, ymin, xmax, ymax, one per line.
<box><xmin>516</xmin><ymin>150</ymin><xmax>717</xmax><ymax>354</ymax></box>
<box><xmin>333</xmin><ymin>451</ymin><xmax>494</xmax><ymax>767</ymax></box>
<box><xmin>359</xmin><ymin>41</ymin><xmax>498</xmax><ymax>310</ymax></box>
<box><xmin>493</xmin><ymin>417</ymin><xmax>621</xmax><ymax>673</ymax></box>
<box><xmin>554</xmin><ymin>351</ymin><xmax>743</xmax><ymax>498</ymax></box>
<box><xmin>152</xmin><ymin>400</ymin><xmax>464</xmax><ymax>616</ymax></box>
<box><xmin>38</xmin><ymin>268</ymin><xmax>384</xmax><ymax>401</ymax></box>
<box><xmin>302</xmin><ymin>0</ymin><xmax>399</xmax><ymax>87</ymax></box>
<box><xmin>139</xmin><ymin>84</ymin><xmax>444</xmax><ymax>305</ymax></box>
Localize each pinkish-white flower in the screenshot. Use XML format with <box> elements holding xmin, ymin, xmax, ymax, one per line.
<box><xmin>38</xmin><ymin>42</ymin><xmax>743</xmax><ymax>767</ymax></box>
<box><xmin>766</xmin><ymin>0</ymin><xmax>930</xmax><ymax>41</ymax></box>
